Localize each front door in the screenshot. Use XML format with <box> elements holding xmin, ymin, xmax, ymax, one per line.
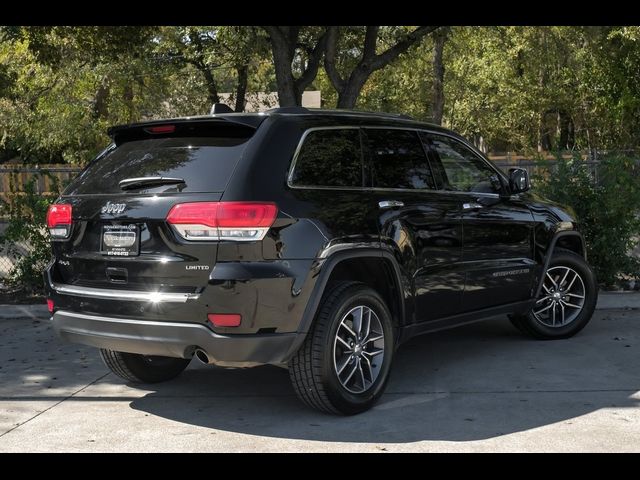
<box><xmin>423</xmin><ymin>132</ymin><xmax>536</xmax><ymax>311</ymax></box>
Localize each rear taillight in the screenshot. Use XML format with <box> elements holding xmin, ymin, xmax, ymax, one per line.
<box><xmin>46</xmin><ymin>299</ymin><xmax>54</xmax><ymax>313</ymax></box>
<box><xmin>46</xmin><ymin>204</ymin><xmax>72</xmax><ymax>239</ymax></box>
<box><xmin>166</xmin><ymin>202</ymin><xmax>277</xmax><ymax>242</ymax></box>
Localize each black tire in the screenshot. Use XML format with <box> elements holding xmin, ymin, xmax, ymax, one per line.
<box><xmin>100</xmin><ymin>349</ymin><xmax>191</xmax><ymax>384</ymax></box>
<box><xmin>511</xmin><ymin>249</ymin><xmax>598</xmax><ymax>339</ymax></box>
<box><xmin>288</xmin><ymin>282</ymin><xmax>395</xmax><ymax>415</ymax></box>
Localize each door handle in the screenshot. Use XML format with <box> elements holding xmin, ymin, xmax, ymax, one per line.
<box><xmin>462</xmin><ymin>202</ymin><xmax>484</xmax><ymax>210</ymax></box>
<box><xmin>378</xmin><ymin>200</ymin><xmax>404</xmax><ymax>209</ymax></box>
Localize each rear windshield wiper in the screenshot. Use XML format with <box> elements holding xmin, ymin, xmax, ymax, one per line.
<box><xmin>119</xmin><ymin>176</ymin><xmax>186</xmax><ymax>191</ymax></box>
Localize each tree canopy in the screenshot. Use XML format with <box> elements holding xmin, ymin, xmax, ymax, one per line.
<box><xmin>1</xmin><ymin>26</ymin><xmax>639</xmax><ymax>164</ymax></box>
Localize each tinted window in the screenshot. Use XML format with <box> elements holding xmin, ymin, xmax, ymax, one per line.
<box><xmin>290</xmin><ymin>129</ymin><xmax>363</xmax><ymax>187</ymax></box>
<box><xmin>65</xmin><ymin>136</ymin><xmax>249</xmax><ymax>195</ymax></box>
<box><xmin>366</xmin><ymin>129</ymin><xmax>435</xmax><ymax>190</ymax></box>
<box><xmin>425</xmin><ymin>133</ymin><xmax>501</xmax><ymax>193</ymax></box>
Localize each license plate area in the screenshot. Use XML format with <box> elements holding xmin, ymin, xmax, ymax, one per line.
<box><xmin>101</xmin><ymin>224</ymin><xmax>139</xmax><ymax>257</ymax></box>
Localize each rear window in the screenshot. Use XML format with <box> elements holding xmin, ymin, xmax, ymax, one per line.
<box><xmin>289</xmin><ymin>129</ymin><xmax>363</xmax><ymax>188</ymax></box>
<box><xmin>64</xmin><ymin>136</ymin><xmax>250</xmax><ymax>195</ymax></box>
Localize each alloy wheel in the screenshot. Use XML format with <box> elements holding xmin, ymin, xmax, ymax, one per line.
<box><xmin>532</xmin><ymin>266</ymin><xmax>586</xmax><ymax>327</ymax></box>
<box><xmin>333</xmin><ymin>305</ymin><xmax>385</xmax><ymax>394</ymax></box>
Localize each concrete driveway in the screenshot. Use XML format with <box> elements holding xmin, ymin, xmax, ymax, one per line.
<box><xmin>0</xmin><ymin>309</ymin><xmax>639</xmax><ymax>452</ymax></box>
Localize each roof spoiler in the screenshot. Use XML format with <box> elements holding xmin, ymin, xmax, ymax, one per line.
<box><xmin>107</xmin><ymin>116</ymin><xmax>264</xmax><ymax>145</ymax></box>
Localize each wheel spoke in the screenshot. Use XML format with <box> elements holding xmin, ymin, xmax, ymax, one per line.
<box><xmin>534</xmin><ymin>303</ymin><xmax>554</xmax><ymax>315</ymax></box>
<box><xmin>536</xmin><ymin>295</ymin><xmax>551</xmax><ymax>304</ymax></box>
<box><xmin>560</xmin><ymin>300</ymin><xmax>582</xmax><ymax>309</ymax></box>
<box><xmin>361</xmin><ymin>354</ymin><xmax>373</xmax><ymax>380</ymax></box>
<box><xmin>342</xmin><ymin>361</ymin><xmax>358</xmax><ymax>385</ymax></box>
<box><xmin>552</xmin><ymin>302</ymin><xmax>556</xmax><ymax>326</ymax></box>
<box><xmin>358</xmin><ymin>360</ymin><xmax>366</xmax><ymax>389</ymax></box>
<box><xmin>363</xmin><ymin>308</ymin><xmax>372</xmax><ymax>341</ymax></box>
<box><xmin>546</xmin><ymin>272</ymin><xmax>558</xmax><ymax>289</ymax></box>
<box><xmin>559</xmin><ymin>268</ymin><xmax>570</xmax><ymax>289</ymax></box>
<box><xmin>365</xmin><ymin>334</ymin><xmax>384</xmax><ymax>344</ymax></box>
<box><xmin>565</xmin><ymin>272</ymin><xmax>579</xmax><ymax>292</ymax></box>
<box><xmin>567</xmin><ymin>293</ymin><xmax>585</xmax><ymax>299</ymax></box>
<box><xmin>559</xmin><ymin>301</ymin><xmax>565</xmax><ymax>325</ymax></box>
<box><xmin>352</xmin><ymin>306</ymin><xmax>364</xmax><ymax>336</ymax></box>
<box><xmin>336</xmin><ymin>335</ymin><xmax>351</xmax><ymax>350</ymax></box>
<box><xmin>542</xmin><ymin>283</ymin><xmax>552</xmax><ymax>294</ymax></box>
<box><xmin>363</xmin><ymin>348</ymin><xmax>384</xmax><ymax>358</ymax></box>
<box><xmin>336</xmin><ymin>355</ymin><xmax>351</xmax><ymax>375</ymax></box>
<box><xmin>340</xmin><ymin>322</ymin><xmax>357</xmax><ymax>339</ymax></box>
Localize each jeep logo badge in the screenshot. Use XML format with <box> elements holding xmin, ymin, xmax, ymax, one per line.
<box><xmin>101</xmin><ymin>201</ymin><xmax>127</xmax><ymax>215</ymax></box>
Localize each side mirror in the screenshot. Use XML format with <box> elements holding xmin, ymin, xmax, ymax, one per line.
<box><xmin>509</xmin><ymin>168</ymin><xmax>530</xmax><ymax>194</ymax></box>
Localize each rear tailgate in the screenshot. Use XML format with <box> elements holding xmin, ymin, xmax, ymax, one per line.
<box><xmin>50</xmin><ymin>121</ymin><xmax>256</xmax><ymax>294</ymax></box>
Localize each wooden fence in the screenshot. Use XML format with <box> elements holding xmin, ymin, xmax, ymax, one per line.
<box><xmin>0</xmin><ymin>165</ymin><xmax>83</xmax><ymax>201</ymax></box>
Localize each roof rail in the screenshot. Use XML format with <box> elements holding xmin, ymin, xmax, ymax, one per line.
<box><xmin>266</xmin><ymin>106</ymin><xmax>310</xmax><ymax>114</ymax></box>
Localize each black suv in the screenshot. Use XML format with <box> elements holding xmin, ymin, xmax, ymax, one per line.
<box><xmin>44</xmin><ymin>108</ymin><xmax>597</xmax><ymax>414</ymax></box>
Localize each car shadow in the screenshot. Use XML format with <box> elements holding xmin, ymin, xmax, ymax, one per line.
<box><xmin>129</xmin><ymin>315</ymin><xmax>640</xmax><ymax>443</ymax></box>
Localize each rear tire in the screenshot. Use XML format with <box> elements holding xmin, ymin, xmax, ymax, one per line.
<box><xmin>100</xmin><ymin>349</ymin><xmax>191</xmax><ymax>383</ymax></box>
<box><xmin>289</xmin><ymin>282</ymin><xmax>394</xmax><ymax>415</ymax></box>
<box><xmin>511</xmin><ymin>249</ymin><xmax>597</xmax><ymax>339</ymax></box>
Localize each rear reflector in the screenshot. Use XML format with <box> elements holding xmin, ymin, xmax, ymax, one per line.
<box><xmin>46</xmin><ymin>299</ymin><xmax>54</xmax><ymax>313</ymax></box>
<box><xmin>46</xmin><ymin>204</ymin><xmax>72</xmax><ymax>239</ymax></box>
<box><xmin>208</xmin><ymin>313</ymin><xmax>241</xmax><ymax>327</ymax></box>
<box><xmin>145</xmin><ymin>124</ymin><xmax>175</xmax><ymax>134</ymax></box>
<box><xmin>166</xmin><ymin>202</ymin><xmax>277</xmax><ymax>241</ymax></box>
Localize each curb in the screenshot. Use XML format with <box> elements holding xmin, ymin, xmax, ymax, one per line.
<box><xmin>595</xmin><ymin>291</ymin><xmax>640</xmax><ymax>310</ymax></box>
<box><xmin>0</xmin><ymin>292</ymin><xmax>638</xmax><ymax>321</ymax></box>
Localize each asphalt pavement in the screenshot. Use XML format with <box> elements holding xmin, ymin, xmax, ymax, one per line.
<box><xmin>0</xmin><ymin>303</ymin><xmax>639</xmax><ymax>452</ymax></box>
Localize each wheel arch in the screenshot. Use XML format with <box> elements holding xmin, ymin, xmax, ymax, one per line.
<box><xmin>284</xmin><ymin>249</ymin><xmax>407</xmax><ymax>359</ymax></box>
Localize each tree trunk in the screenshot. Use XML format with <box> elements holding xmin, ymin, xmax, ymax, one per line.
<box><xmin>270</xmin><ymin>39</ymin><xmax>299</xmax><ymax>107</ymax></box>
<box><xmin>326</xmin><ymin>26</ymin><xmax>440</xmax><ymax>111</ymax></box>
<box><xmin>234</xmin><ymin>64</ymin><xmax>248</xmax><ymax>112</ymax></box>
<box><xmin>264</xmin><ymin>26</ymin><xmax>326</xmax><ymax>108</ymax></box>
<box><xmin>92</xmin><ymin>77</ymin><xmax>109</xmax><ymax>119</ymax></box>
<box><xmin>431</xmin><ymin>28</ymin><xmax>449</xmax><ymax>125</ymax></box>
<box><xmin>200</xmin><ymin>67</ymin><xmax>220</xmax><ymax>105</ymax></box>
<box><xmin>336</xmin><ymin>70</ymin><xmax>369</xmax><ymax>108</ymax></box>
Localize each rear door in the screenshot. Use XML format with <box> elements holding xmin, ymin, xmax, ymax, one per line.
<box><xmin>52</xmin><ymin>122</ymin><xmax>255</xmax><ymax>295</ymax></box>
<box><xmin>423</xmin><ymin>132</ymin><xmax>536</xmax><ymax>311</ymax></box>
<box><xmin>365</xmin><ymin>128</ymin><xmax>464</xmax><ymax>323</ymax></box>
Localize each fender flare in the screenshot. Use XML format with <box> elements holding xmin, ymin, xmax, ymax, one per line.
<box><xmin>535</xmin><ymin>230</ymin><xmax>586</xmax><ymax>298</ymax></box>
<box><xmin>283</xmin><ymin>249</ymin><xmax>406</xmax><ymax>359</ymax></box>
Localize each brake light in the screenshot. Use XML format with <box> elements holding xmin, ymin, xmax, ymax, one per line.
<box><xmin>145</xmin><ymin>124</ymin><xmax>175</xmax><ymax>134</ymax></box>
<box><xmin>166</xmin><ymin>202</ymin><xmax>277</xmax><ymax>241</ymax></box>
<box><xmin>46</xmin><ymin>299</ymin><xmax>54</xmax><ymax>313</ymax></box>
<box><xmin>46</xmin><ymin>204</ymin><xmax>72</xmax><ymax>239</ymax></box>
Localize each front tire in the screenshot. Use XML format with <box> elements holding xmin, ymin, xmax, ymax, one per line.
<box><xmin>511</xmin><ymin>249</ymin><xmax>598</xmax><ymax>339</ymax></box>
<box><xmin>100</xmin><ymin>349</ymin><xmax>191</xmax><ymax>383</ymax></box>
<box><xmin>289</xmin><ymin>282</ymin><xmax>395</xmax><ymax>415</ymax></box>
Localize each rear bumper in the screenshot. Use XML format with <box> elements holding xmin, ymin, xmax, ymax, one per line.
<box><xmin>52</xmin><ymin>310</ymin><xmax>300</xmax><ymax>367</ymax></box>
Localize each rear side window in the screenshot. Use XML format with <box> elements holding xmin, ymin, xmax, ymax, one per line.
<box><xmin>366</xmin><ymin>129</ymin><xmax>435</xmax><ymax>190</ymax></box>
<box><xmin>289</xmin><ymin>129</ymin><xmax>363</xmax><ymax>188</ymax></box>
<box><xmin>65</xmin><ymin>136</ymin><xmax>250</xmax><ymax>195</ymax></box>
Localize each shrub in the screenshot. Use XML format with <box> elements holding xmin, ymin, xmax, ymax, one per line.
<box><xmin>534</xmin><ymin>153</ymin><xmax>640</xmax><ymax>287</ymax></box>
<box><xmin>0</xmin><ymin>170</ymin><xmax>61</xmax><ymax>293</ymax></box>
